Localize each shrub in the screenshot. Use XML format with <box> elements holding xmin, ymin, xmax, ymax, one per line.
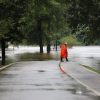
<box><xmin>60</xmin><ymin>35</ymin><xmax>81</xmax><ymax>47</ymax></box>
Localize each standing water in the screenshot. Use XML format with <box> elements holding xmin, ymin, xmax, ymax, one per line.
<box><xmin>0</xmin><ymin>45</ymin><xmax>100</xmax><ymax>71</ymax></box>
<box><xmin>69</xmin><ymin>46</ymin><xmax>100</xmax><ymax>71</ymax></box>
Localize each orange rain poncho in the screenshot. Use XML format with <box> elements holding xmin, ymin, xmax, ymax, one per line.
<box><xmin>60</xmin><ymin>44</ymin><xmax>68</xmax><ymax>58</ymax></box>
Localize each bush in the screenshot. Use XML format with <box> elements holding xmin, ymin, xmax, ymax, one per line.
<box><xmin>60</xmin><ymin>35</ymin><xmax>81</xmax><ymax>47</ymax></box>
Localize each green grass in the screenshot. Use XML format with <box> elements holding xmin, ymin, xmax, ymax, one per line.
<box><xmin>81</xmin><ymin>64</ymin><xmax>100</xmax><ymax>74</ymax></box>
<box><xmin>16</xmin><ymin>52</ymin><xmax>53</xmax><ymax>61</ymax></box>
<box><xmin>0</xmin><ymin>52</ymin><xmax>54</xmax><ymax>66</ymax></box>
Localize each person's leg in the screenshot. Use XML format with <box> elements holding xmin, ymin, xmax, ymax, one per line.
<box><xmin>66</xmin><ymin>57</ymin><xmax>68</xmax><ymax>61</ymax></box>
<box><xmin>61</xmin><ymin>57</ymin><xmax>63</xmax><ymax>62</ymax></box>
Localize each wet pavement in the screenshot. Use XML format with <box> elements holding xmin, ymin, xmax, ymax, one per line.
<box><xmin>60</xmin><ymin>62</ymin><xmax>100</xmax><ymax>96</ymax></box>
<box><xmin>0</xmin><ymin>61</ymin><xmax>99</xmax><ymax>100</ymax></box>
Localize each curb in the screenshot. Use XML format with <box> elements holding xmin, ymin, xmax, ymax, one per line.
<box><xmin>59</xmin><ymin>62</ymin><xmax>100</xmax><ymax>96</ymax></box>
<box><xmin>59</xmin><ymin>62</ymin><xmax>73</xmax><ymax>78</ymax></box>
<box><xmin>80</xmin><ymin>64</ymin><xmax>100</xmax><ymax>74</ymax></box>
<box><xmin>0</xmin><ymin>63</ymin><xmax>15</xmax><ymax>71</ymax></box>
<box><xmin>59</xmin><ymin>62</ymin><xmax>66</xmax><ymax>74</ymax></box>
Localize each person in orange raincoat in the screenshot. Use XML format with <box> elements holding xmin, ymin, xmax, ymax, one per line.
<box><xmin>60</xmin><ymin>42</ymin><xmax>68</xmax><ymax>62</ymax></box>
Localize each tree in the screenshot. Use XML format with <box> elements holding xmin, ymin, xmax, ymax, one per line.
<box><xmin>66</xmin><ymin>0</ymin><xmax>100</xmax><ymax>45</ymax></box>
<box><xmin>0</xmin><ymin>0</ymin><xmax>29</xmax><ymax>65</ymax></box>
<box><xmin>60</xmin><ymin>35</ymin><xmax>80</xmax><ymax>47</ymax></box>
<box><xmin>24</xmin><ymin>0</ymin><xmax>68</xmax><ymax>53</ymax></box>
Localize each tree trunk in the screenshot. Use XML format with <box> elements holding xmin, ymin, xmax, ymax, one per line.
<box><xmin>1</xmin><ymin>38</ymin><xmax>6</xmax><ymax>65</ymax></box>
<box><xmin>55</xmin><ymin>40</ymin><xmax>58</xmax><ymax>51</ymax></box>
<box><xmin>47</xmin><ymin>43</ymin><xmax>51</xmax><ymax>54</ymax></box>
<box><xmin>37</xmin><ymin>20</ymin><xmax>43</xmax><ymax>53</ymax></box>
<box><xmin>47</xmin><ymin>37</ymin><xmax>51</xmax><ymax>54</ymax></box>
<box><xmin>47</xmin><ymin>21</ymin><xmax>51</xmax><ymax>54</ymax></box>
<box><xmin>39</xmin><ymin>40</ymin><xmax>43</xmax><ymax>53</ymax></box>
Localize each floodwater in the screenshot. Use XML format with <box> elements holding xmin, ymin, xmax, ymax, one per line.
<box><xmin>0</xmin><ymin>45</ymin><xmax>100</xmax><ymax>71</ymax></box>
<box><xmin>69</xmin><ymin>46</ymin><xmax>100</xmax><ymax>71</ymax></box>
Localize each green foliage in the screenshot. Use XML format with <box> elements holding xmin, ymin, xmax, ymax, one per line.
<box><xmin>76</xmin><ymin>24</ymin><xmax>91</xmax><ymax>45</ymax></box>
<box><xmin>1</xmin><ymin>0</ymin><xmax>99</xmax><ymax>47</ymax></box>
<box><xmin>0</xmin><ymin>20</ymin><xmax>10</xmax><ymax>36</ymax></box>
<box><xmin>60</xmin><ymin>35</ymin><xmax>80</xmax><ymax>47</ymax></box>
<box><xmin>24</xmin><ymin>0</ymin><xmax>68</xmax><ymax>47</ymax></box>
<box><xmin>0</xmin><ymin>0</ymin><xmax>29</xmax><ymax>41</ymax></box>
<box><xmin>0</xmin><ymin>0</ymin><xmax>29</xmax><ymax>64</ymax></box>
<box><xmin>66</xmin><ymin>0</ymin><xmax>100</xmax><ymax>45</ymax></box>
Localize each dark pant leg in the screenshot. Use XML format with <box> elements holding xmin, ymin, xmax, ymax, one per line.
<box><xmin>66</xmin><ymin>57</ymin><xmax>68</xmax><ymax>61</ymax></box>
<box><xmin>61</xmin><ymin>57</ymin><xmax>63</xmax><ymax>62</ymax></box>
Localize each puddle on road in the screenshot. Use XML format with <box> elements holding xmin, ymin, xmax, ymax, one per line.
<box><xmin>0</xmin><ymin>74</ymin><xmax>16</xmax><ymax>78</ymax></box>
<box><xmin>90</xmin><ymin>96</ymin><xmax>100</xmax><ymax>100</ymax></box>
<box><xmin>70</xmin><ymin>84</ymin><xmax>89</xmax><ymax>95</ymax></box>
<box><xmin>38</xmin><ymin>70</ymin><xmax>45</xmax><ymax>72</ymax></box>
<box><xmin>67</xmin><ymin>83</ymin><xmax>100</xmax><ymax>97</ymax></box>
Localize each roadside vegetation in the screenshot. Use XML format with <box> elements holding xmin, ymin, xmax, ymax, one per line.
<box><xmin>60</xmin><ymin>35</ymin><xmax>82</xmax><ymax>47</ymax></box>
<box><xmin>81</xmin><ymin>64</ymin><xmax>100</xmax><ymax>74</ymax></box>
<box><xmin>16</xmin><ymin>53</ymin><xmax>53</xmax><ymax>61</ymax></box>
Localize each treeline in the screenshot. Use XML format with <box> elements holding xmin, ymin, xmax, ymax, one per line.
<box><xmin>0</xmin><ymin>0</ymin><xmax>100</xmax><ymax>64</ymax></box>
<box><xmin>66</xmin><ymin>0</ymin><xmax>100</xmax><ymax>45</ymax></box>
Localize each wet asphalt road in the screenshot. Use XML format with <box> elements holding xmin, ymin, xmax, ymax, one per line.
<box><xmin>0</xmin><ymin>61</ymin><xmax>99</xmax><ymax>100</ymax></box>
